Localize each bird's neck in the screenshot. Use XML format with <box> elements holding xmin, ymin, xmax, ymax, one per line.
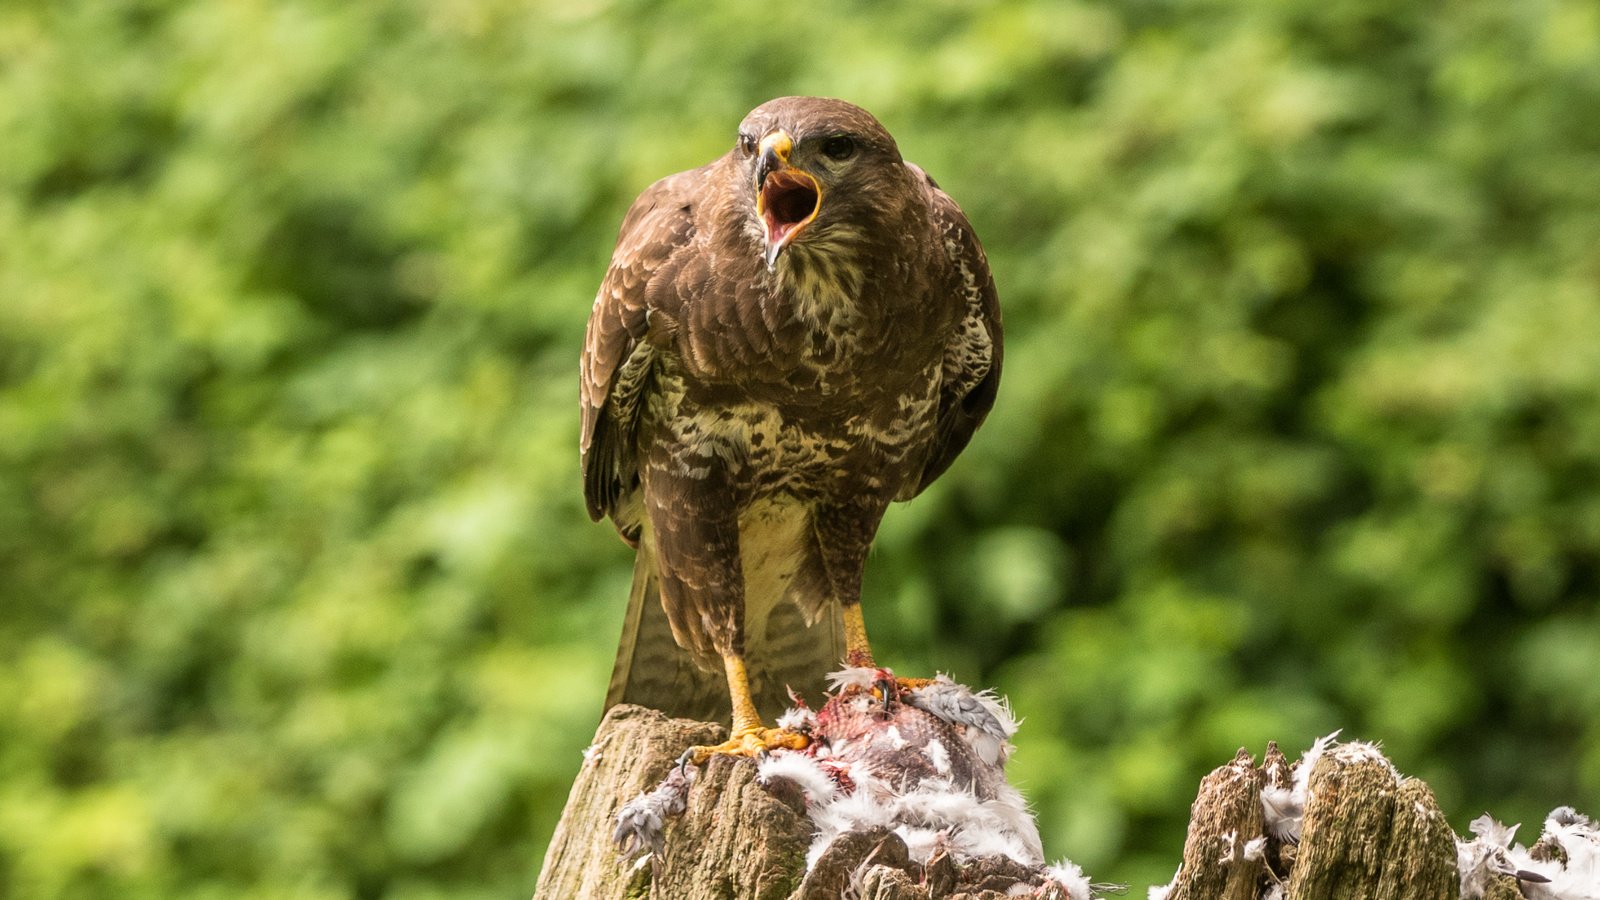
<box><xmin>772</xmin><ymin>240</ymin><xmax>866</xmax><ymax>331</ymax></box>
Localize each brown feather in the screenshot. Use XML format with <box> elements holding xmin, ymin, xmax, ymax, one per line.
<box><xmin>584</xmin><ymin>97</ymin><xmax>1001</xmax><ymax>723</ymax></box>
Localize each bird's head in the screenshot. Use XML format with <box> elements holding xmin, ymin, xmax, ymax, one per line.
<box><xmin>733</xmin><ymin>97</ymin><xmax>904</xmax><ymax>271</ymax></box>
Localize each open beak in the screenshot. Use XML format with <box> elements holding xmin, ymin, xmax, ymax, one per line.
<box><xmin>754</xmin><ymin>130</ymin><xmax>821</xmax><ymax>271</ymax></box>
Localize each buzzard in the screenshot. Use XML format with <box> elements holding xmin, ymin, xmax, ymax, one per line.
<box><xmin>581</xmin><ymin>96</ymin><xmax>1001</xmax><ymax>761</ymax></box>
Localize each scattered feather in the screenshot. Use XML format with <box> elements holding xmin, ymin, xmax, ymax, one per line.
<box><xmin>776</xmin><ymin>705</ymin><xmax>818</xmax><ymax>733</ymax></box>
<box><xmin>620</xmin><ymin>667</ymin><xmax>1109</xmax><ymax>896</ymax></box>
<box><xmin>799</xmin><ymin>668</ymin><xmax>1101</xmax><ymax>894</ymax></box>
<box><xmin>612</xmin><ymin>765</ymin><xmax>695</xmax><ymax>858</ymax></box>
<box><xmin>825</xmin><ymin>667</ymin><xmax>883</xmax><ymax>692</ymax></box>
<box><xmin>906</xmin><ymin>675</ymin><xmax>1020</xmax><ymax>767</ymax></box>
<box><xmin>1217</xmin><ymin>829</ymin><xmax>1238</xmax><ymax>864</ymax></box>
<box><xmin>757</xmin><ymin>752</ymin><xmax>840</xmax><ymax>807</ymax></box>
<box><xmin>1456</xmin><ymin>806</ymin><xmax>1600</xmax><ymax>900</ymax></box>
<box><xmin>1041</xmin><ymin>858</ymin><xmax>1096</xmax><ymax>900</ymax></box>
<box><xmin>1261</xmin><ymin>782</ymin><xmax>1298</xmax><ymax>842</ymax></box>
<box><xmin>1518</xmin><ymin>806</ymin><xmax>1600</xmax><ymax>900</ymax></box>
<box><xmin>1262</xmin><ymin>729</ymin><xmax>1343</xmax><ymax>842</ymax></box>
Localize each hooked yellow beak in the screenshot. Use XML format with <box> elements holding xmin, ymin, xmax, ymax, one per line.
<box><xmin>756</xmin><ymin>131</ymin><xmax>794</xmax><ymax>181</ymax></box>
<box><xmin>754</xmin><ymin>129</ymin><xmax>821</xmax><ymax>271</ymax></box>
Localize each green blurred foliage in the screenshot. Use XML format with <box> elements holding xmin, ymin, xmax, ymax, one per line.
<box><xmin>3</xmin><ymin>0</ymin><xmax>1599</xmax><ymax>894</ymax></box>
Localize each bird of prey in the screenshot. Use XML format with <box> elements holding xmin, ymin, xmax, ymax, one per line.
<box><xmin>581</xmin><ymin>96</ymin><xmax>1001</xmax><ymax>761</ymax></box>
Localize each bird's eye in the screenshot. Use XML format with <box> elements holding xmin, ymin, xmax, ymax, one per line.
<box><xmin>738</xmin><ymin>133</ymin><xmax>757</xmax><ymax>157</ymax></box>
<box><xmin>821</xmin><ymin>135</ymin><xmax>856</xmax><ymax>161</ymax></box>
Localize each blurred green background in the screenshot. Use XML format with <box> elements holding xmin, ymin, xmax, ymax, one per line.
<box><xmin>4</xmin><ymin>0</ymin><xmax>1599</xmax><ymax>896</ymax></box>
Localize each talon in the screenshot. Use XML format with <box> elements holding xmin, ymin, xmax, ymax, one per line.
<box><xmin>681</xmin><ymin>726</ymin><xmax>810</xmax><ymax>767</ymax></box>
<box><xmin>867</xmin><ymin>666</ymin><xmax>898</xmax><ymax>712</ymax></box>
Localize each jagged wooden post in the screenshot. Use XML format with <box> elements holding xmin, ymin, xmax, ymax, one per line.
<box><xmin>533</xmin><ymin>705</ymin><xmax>816</xmax><ymax>900</ymax></box>
<box><xmin>538</xmin><ymin>709</ymin><xmax>1575</xmax><ymax>899</ymax></box>
<box><xmin>534</xmin><ymin>704</ymin><xmax>1062</xmax><ymax>900</ymax></box>
<box><xmin>1168</xmin><ymin>748</ymin><xmax>1267</xmax><ymax>900</ymax></box>
<box><xmin>1159</xmin><ymin>741</ymin><xmax>1493</xmax><ymax>900</ymax></box>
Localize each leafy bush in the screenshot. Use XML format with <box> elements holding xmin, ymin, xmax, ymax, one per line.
<box><xmin>3</xmin><ymin>1</ymin><xmax>1597</xmax><ymax>894</ymax></box>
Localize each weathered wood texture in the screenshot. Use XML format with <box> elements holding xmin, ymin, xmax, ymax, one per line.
<box><xmin>1160</xmin><ymin>742</ymin><xmax>1466</xmax><ymax>900</ymax></box>
<box><xmin>1169</xmin><ymin>748</ymin><xmax>1267</xmax><ymax>900</ymax></box>
<box><xmin>535</xmin><ymin>708</ymin><xmax>1566</xmax><ymax>900</ymax></box>
<box><xmin>1293</xmin><ymin>753</ymin><xmax>1458</xmax><ymax>898</ymax></box>
<box><xmin>534</xmin><ymin>705</ymin><xmax>814</xmax><ymax>900</ymax></box>
<box><xmin>533</xmin><ymin>704</ymin><xmax>1034</xmax><ymax>900</ymax></box>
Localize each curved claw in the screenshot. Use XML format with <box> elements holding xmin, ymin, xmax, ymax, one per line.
<box><xmin>873</xmin><ymin>674</ymin><xmax>897</xmax><ymax>712</ymax></box>
<box><xmin>869</xmin><ymin>672</ymin><xmax>938</xmax><ymax>711</ymax></box>
<box><xmin>681</xmin><ymin>726</ymin><xmax>810</xmax><ymax>768</ymax></box>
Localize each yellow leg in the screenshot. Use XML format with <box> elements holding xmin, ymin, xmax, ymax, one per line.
<box><xmin>724</xmin><ymin>654</ymin><xmax>763</xmax><ymax>734</ymax></box>
<box><xmin>682</xmin><ymin>653</ymin><xmax>809</xmax><ymax>766</ymax></box>
<box><xmin>841</xmin><ymin>604</ymin><xmax>934</xmax><ymax>694</ymax></box>
<box><xmin>843</xmin><ymin>603</ymin><xmax>873</xmax><ymax>667</ymax></box>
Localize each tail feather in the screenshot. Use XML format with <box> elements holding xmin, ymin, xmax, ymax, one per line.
<box><xmin>605</xmin><ymin>538</ymin><xmax>843</xmax><ymax>724</ymax></box>
<box><xmin>605</xmin><ymin>540</ymin><xmax>728</xmax><ymax>723</ymax></box>
<box><xmin>748</xmin><ymin>597</ymin><xmax>843</xmax><ymax>717</ymax></box>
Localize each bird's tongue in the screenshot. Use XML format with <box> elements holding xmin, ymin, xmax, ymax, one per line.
<box><xmin>761</xmin><ymin>171</ymin><xmax>820</xmax><ymax>247</ymax></box>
